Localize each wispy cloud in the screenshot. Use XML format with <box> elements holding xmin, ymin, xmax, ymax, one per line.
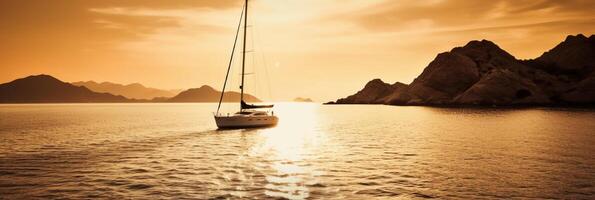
<box><xmin>344</xmin><ymin>0</ymin><xmax>595</xmax><ymax>33</ymax></box>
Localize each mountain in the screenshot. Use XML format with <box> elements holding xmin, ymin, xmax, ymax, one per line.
<box><xmin>329</xmin><ymin>34</ymin><xmax>595</xmax><ymax>106</ymax></box>
<box><xmin>167</xmin><ymin>85</ymin><xmax>261</xmax><ymax>103</ymax></box>
<box><xmin>71</xmin><ymin>81</ymin><xmax>177</xmax><ymax>100</ymax></box>
<box><xmin>294</xmin><ymin>97</ymin><xmax>314</xmax><ymax>102</ymax></box>
<box><xmin>335</xmin><ymin>79</ymin><xmax>406</xmax><ymax>104</ymax></box>
<box><xmin>0</xmin><ymin>75</ymin><xmax>261</xmax><ymax>103</ymax></box>
<box><xmin>534</xmin><ymin>34</ymin><xmax>595</xmax><ymax>74</ymax></box>
<box><xmin>0</xmin><ymin>75</ymin><xmax>130</xmax><ymax>103</ymax></box>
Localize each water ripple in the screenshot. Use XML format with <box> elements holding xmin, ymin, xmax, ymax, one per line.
<box><xmin>0</xmin><ymin>104</ymin><xmax>594</xmax><ymax>199</ymax></box>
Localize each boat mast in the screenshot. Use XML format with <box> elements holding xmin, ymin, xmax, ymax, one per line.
<box><xmin>216</xmin><ymin>2</ymin><xmax>245</xmax><ymax>115</ymax></box>
<box><xmin>240</xmin><ymin>0</ymin><xmax>248</xmax><ymax>109</ymax></box>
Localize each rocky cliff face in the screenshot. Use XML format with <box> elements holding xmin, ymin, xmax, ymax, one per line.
<box><xmin>536</xmin><ymin>34</ymin><xmax>595</xmax><ymax>74</ymax></box>
<box><xmin>559</xmin><ymin>71</ymin><xmax>595</xmax><ymax>103</ymax></box>
<box><xmin>453</xmin><ymin>69</ymin><xmax>550</xmax><ymax>105</ymax></box>
<box><xmin>330</xmin><ymin>34</ymin><xmax>595</xmax><ymax>106</ymax></box>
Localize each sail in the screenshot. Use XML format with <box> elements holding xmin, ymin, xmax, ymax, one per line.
<box><xmin>241</xmin><ymin>101</ymin><xmax>274</xmax><ymax>109</ymax></box>
<box><xmin>217</xmin><ymin>0</ymin><xmax>274</xmax><ymax>113</ymax></box>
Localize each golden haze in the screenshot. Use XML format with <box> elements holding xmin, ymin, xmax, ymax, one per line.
<box><xmin>1</xmin><ymin>0</ymin><xmax>594</xmax><ymax>101</ymax></box>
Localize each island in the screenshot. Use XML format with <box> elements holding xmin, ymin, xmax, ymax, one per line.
<box><xmin>0</xmin><ymin>75</ymin><xmax>260</xmax><ymax>103</ymax></box>
<box><xmin>293</xmin><ymin>97</ymin><xmax>314</xmax><ymax>102</ymax></box>
<box><xmin>328</xmin><ymin>34</ymin><xmax>595</xmax><ymax>106</ymax></box>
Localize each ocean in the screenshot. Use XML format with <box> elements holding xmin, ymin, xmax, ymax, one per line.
<box><xmin>0</xmin><ymin>103</ymin><xmax>594</xmax><ymax>199</ymax></box>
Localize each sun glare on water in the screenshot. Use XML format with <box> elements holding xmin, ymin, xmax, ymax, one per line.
<box><xmin>248</xmin><ymin>103</ymin><xmax>326</xmax><ymax>199</ymax></box>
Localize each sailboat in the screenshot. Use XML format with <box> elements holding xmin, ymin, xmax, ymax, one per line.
<box><xmin>214</xmin><ymin>0</ymin><xmax>278</xmax><ymax>129</ymax></box>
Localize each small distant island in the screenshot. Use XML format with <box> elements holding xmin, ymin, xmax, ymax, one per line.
<box><xmin>0</xmin><ymin>75</ymin><xmax>260</xmax><ymax>103</ymax></box>
<box><xmin>328</xmin><ymin>34</ymin><xmax>595</xmax><ymax>106</ymax></box>
<box><xmin>293</xmin><ymin>97</ymin><xmax>314</xmax><ymax>102</ymax></box>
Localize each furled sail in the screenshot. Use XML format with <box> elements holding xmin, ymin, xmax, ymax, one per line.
<box><xmin>241</xmin><ymin>101</ymin><xmax>273</xmax><ymax>109</ymax></box>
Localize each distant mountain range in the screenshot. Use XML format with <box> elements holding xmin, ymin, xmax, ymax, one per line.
<box><xmin>167</xmin><ymin>85</ymin><xmax>260</xmax><ymax>102</ymax></box>
<box><xmin>0</xmin><ymin>75</ymin><xmax>261</xmax><ymax>103</ymax></box>
<box><xmin>0</xmin><ymin>75</ymin><xmax>130</xmax><ymax>103</ymax></box>
<box><xmin>329</xmin><ymin>34</ymin><xmax>595</xmax><ymax>106</ymax></box>
<box><xmin>71</xmin><ymin>81</ymin><xmax>179</xmax><ymax>100</ymax></box>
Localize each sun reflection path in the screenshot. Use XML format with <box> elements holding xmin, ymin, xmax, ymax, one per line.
<box><xmin>249</xmin><ymin>103</ymin><xmax>326</xmax><ymax>199</ymax></box>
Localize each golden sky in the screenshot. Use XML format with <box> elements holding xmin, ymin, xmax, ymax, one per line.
<box><xmin>1</xmin><ymin>0</ymin><xmax>594</xmax><ymax>101</ymax></box>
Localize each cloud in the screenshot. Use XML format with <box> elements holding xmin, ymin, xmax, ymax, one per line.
<box><xmin>0</xmin><ymin>0</ymin><xmax>241</xmax><ymax>89</ymax></box>
<box><xmin>0</xmin><ymin>0</ymin><xmax>239</xmax><ymax>44</ymax></box>
<box><xmin>344</xmin><ymin>0</ymin><xmax>595</xmax><ymax>33</ymax></box>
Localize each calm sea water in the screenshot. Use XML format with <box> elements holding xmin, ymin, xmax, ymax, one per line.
<box><xmin>0</xmin><ymin>103</ymin><xmax>594</xmax><ymax>199</ymax></box>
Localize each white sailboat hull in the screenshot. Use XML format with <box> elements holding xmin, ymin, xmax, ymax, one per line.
<box><xmin>214</xmin><ymin>115</ymin><xmax>278</xmax><ymax>129</ymax></box>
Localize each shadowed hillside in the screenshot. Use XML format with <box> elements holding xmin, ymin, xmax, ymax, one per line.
<box><xmin>0</xmin><ymin>75</ymin><xmax>130</xmax><ymax>103</ymax></box>
<box><xmin>0</xmin><ymin>75</ymin><xmax>263</xmax><ymax>103</ymax></box>
<box><xmin>72</xmin><ymin>81</ymin><xmax>177</xmax><ymax>100</ymax></box>
<box><xmin>329</xmin><ymin>34</ymin><xmax>595</xmax><ymax>106</ymax></box>
<box><xmin>167</xmin><ymin>85</ymin><xmax>261</xmax><ymax>103</ymax></box>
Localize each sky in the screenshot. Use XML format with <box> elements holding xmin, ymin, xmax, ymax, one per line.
<box><xmin>1</xmin><ymin>0</ymin><xmax>594</xmax><ymax>101</ymax></box>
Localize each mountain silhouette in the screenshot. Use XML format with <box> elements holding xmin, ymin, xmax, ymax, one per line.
<box><xmin>167</xmin><ymin>85</ymin><xmax>261</xmax><ymax>103</ymax></box>
<box><xmin>334</xmin><ymin>79</ymin><xmax>406</xmax><ymax>104</ymax></box>
<box><xmin>534</xmin><ymin>34</ymin><xmax>595</xmax><ymax>74</ymax></box>
<box><xmin>72</xmin><ymin>81</ymin><xmax>177</xmax><ymax>100</ymax></box>
<box><xmin>0</xmin><ymin>75</ymin><xmax>263</xmax><ymax>103</ymax></box>
<box><xmin>330</xmin><ymin>34</ymin><xmax>595</xmax><ymax>106</ymax></box>
<box><xmin>0</xmin><ymin>75</ymin><xmax>130</xmax><ymax>103</ymax></box>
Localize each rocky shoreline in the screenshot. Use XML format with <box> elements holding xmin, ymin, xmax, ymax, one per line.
<box><xmin>328</xmin><ymin>34</ymin><xmax>595</xmax><ymax>107</ymax></box>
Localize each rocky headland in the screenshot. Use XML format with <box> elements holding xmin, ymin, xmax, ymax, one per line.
<box><xmin>329</xmin><ymin>34</ymin><xmax>595</xmax><ymax>106</ymax></box>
